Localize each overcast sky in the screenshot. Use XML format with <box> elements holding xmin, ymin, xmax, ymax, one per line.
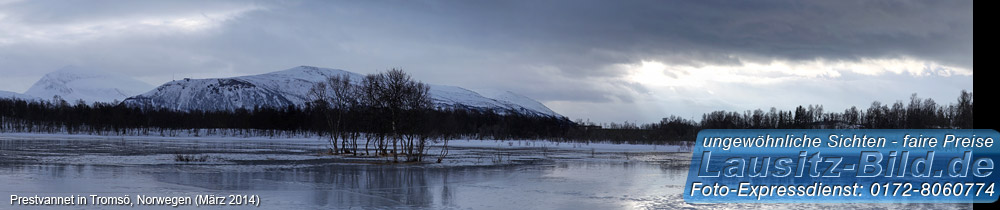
<box><xmin>0</xmin><ymin>0</ymin><xmax>973</xmax><ymax>123</ymax></box>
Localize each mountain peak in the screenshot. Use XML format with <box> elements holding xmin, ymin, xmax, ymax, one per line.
<box><xmin>256</xmin><ymin>66</ymin><xmax>362</xmax><ymax>81</ymax></box>
<box><xmin>24</xmin><ymin>66</ymin><xmax>155</xmax><ymax>103</ymax></box>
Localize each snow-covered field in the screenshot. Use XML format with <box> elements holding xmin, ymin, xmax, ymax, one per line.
<box><xmin>0</xmin><ymin>133</ymin><xmax>971</xmax><ymax>209</ymax></box>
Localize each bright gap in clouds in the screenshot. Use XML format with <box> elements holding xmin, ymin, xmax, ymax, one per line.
<box><xmin>625</xmin><ymin>58</ymin><xmax>971</xmax><ymax>88</ymax></box>
<box><xmin>588</xmin><ymin>57</ymin><xmax>974</xmax><ymax>124</ymax></box>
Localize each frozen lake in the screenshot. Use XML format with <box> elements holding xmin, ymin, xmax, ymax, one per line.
<box><xmin>0</xmin><ymin>133</ymin><xmax>971</xmax><ymax>209</ymax></box>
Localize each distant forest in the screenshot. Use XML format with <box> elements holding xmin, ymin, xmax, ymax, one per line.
<box><xmin>568</xmin><ymin>90</ymin><xmax>973</xmax><ymax>144</ymax></box>
<box><xmin>0</xmin><ymin>85</ymin><xmax>973</xmax><ymax>146</ymax></box>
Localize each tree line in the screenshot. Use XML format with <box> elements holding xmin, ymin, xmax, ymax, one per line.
<box><xmin>699</xmin><ymin>91</ymin><xmax>973</xmax><ymax>129</ymax></box>
<box><xmin>564</xmin><ymin>90</ymin><xmax>973</xmax><ymax>144</ymax></box>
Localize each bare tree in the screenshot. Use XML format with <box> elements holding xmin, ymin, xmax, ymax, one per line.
<box><xmin>328</xmin><ymin>75</ymin><xmax>360</xmax><ymax>154</ymax></box>
<box><xmin>308</xmin><ymin>81</ymin><xmax>337</xmax><ymax>153</ymax></box>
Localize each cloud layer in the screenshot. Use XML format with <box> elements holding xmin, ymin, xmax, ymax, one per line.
<box><xmin>0</xmin><ymin>0</ymin><xmax>973</xmax><ymax>123</ymax></box>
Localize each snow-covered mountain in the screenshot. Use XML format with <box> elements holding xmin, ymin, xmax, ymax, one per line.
<box><xmin>0</xmin><ymin>90</ymin><xmax>40</xmax><ymax>101</ymax></box>
<box><xmin>24</xmin><ymin>66</ymin><xmax>155</xmax><ymax>104</ymax></box>
<box><xmin>122</xmin><ymin>66</ymin><xmax>563</xmax><ymax>118</ymax></box>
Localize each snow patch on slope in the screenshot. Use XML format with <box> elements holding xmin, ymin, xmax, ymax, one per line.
<box><xmin>475</xmin><ymin>89</ymin><xmax>562</xmax><ymax>118</ymax></box>
<box><xmin>429</xmin><ymin>85</ymin><xmax>506</xmax><ymax>110</ymax></box>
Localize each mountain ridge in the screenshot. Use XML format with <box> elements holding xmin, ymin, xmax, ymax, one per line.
<box><xmin>122</xmin><ymin>66</ymin><xmax>564</xmax><ymax>118</ymax></box>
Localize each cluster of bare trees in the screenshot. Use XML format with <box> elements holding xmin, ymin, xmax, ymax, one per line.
<box><xmin>308</xmin><ymin>68</ymin><xmax>434</xmax><ymax>162</ymax></box>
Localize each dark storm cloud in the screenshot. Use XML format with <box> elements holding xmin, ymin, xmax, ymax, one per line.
<box><xmin>404</xmin><ymin>0</ymin><xmax>973</xmax><ymax>70</ymax></box>
<box><xmin>241</xmin><ymin>0</ymin><xmax>970</xmax><ymax>104</ymax></box>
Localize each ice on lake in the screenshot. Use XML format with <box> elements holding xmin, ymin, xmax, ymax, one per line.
<box><xmin>0</xmin><ymin>133</ymin><xmax>971</xmax><ymax>209</ymax></box>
